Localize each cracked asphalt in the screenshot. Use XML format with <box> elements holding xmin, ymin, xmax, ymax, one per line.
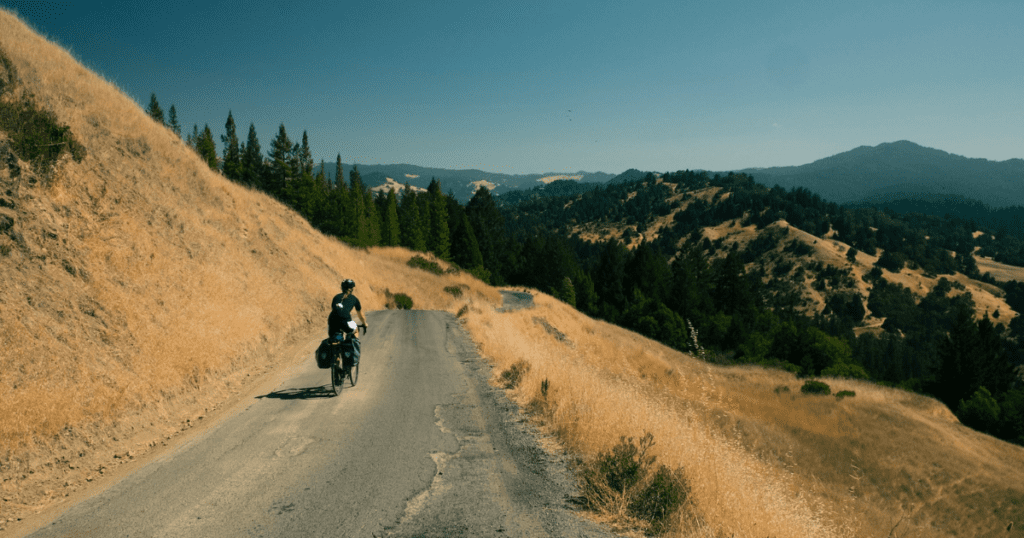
<box><xmin>25</xmin><ymin>310</ymin><xmax>616</xmax><ymax>538</ymax></box>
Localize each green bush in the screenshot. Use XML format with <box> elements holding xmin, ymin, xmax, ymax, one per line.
<box><xmin>0</xmin><ymin>51</ymin><xmax>85</xmax><ymax>173</ymax></box>
<box><xmin>407</xmin><ymin>255</ymin><xmax>444</xmax><ymax>275</ymax></box>
<box><xmin>801</xmin><ymin>380</ymin><xmax>831</xmax><ymax>395</ymax></box>
<box><xmin>393</xmin><ymin>293</ymin><xmax>413</xmax><ymax>310</ymax></box>
<box><xmin>444</xmin><ymin>285</ymin><xmax>463</xmax><ymax>298</ymax></box>
<box><xmin>578</xmin><ymin>433</ymin><xmax>688</xmax><ymax>535</ymax></box>
<box><xmin>958</xmin><ymin>387</ymin><xmax>1000</xmax><ymax>434</ymax></box>
<box><xmin>835</xmin><ymin>390</ymin><xmax>856</xmax><ymax>400</ymax></box>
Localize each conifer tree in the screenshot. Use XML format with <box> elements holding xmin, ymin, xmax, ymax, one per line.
<box><xmin>466</xmin><ymin>186</ymin><xmax>508</xmax><ymax>282</ymax></box>
<box><xmin>146</xmin><ymin>93</ymin><xmax>164</xmax><ymax>125</ymax></box>
<box><xmin>363</xmin><ymin>189</ymin><xmax>382</xmax><ymax>246</ymax></box>
<box><xmin>451</xmin><ymin>213</ymin><xmax>484</xmax><ymax>270</ymax></box>
<box><xmin>241</xmin><ymin>123</ymin><xmax>264</xmax><ymax>188</ymax></box>
<box><xmin>334</xmin><ymin>154</ymin><xmax>346</xmax><ymax>192</ymax></box>
<box><xmin>197</xmin><ymin>124</ymin><xmax>218</xmax><ymax>170</ymax></box>
<box><xmin>316</xmin><ymin>160</ymin><xmax>329</xmax><ymax>191</ymax></box>
<box><xmin>379</xmin><ymin>189</ymin><xmax>401</xmax><ymax>246</ymax></box>
<box><xmin>267</xmin><ymin>124</ymin><xmax>294</xmax><ymax>198</ymax></box>
<box><xmin>298</xmin><ymin>131</ymin><xmax>314</xmax><ymax>178</ymax></box>
<box><xmin>348</xmin><ymin>165</ymin><xmax>367</xmax><ymax>241</ymax></box>
<box><xmin>168</xmin><ymin>105</ymin><xmax>181</xmax><ymax>136</ymax></box>
<box><xmin>400</xmin><ymin>184</ymin><xmax>427</xmax><ymax>251</ymax></box>
<box><xmin>426</xmin><ymin>179</ymin><xmax>451</xmax><ymax>260</ymax></box>
<box><xmin>221</xmin><ymin>111</ymin><xmax>242</xmax><ymax>181</ymax></box>
<box><xmin>187</xmin><ymin>124</ymin><xmax>199</xmax><ymax>151</ymax></box>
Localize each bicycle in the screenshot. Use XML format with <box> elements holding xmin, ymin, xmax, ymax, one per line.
<box><xmin>329</xmin><ymin>325</ymin><xmax>364</xmax><ymax>396</ymax></box>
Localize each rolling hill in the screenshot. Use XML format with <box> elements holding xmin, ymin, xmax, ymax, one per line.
<box><xmin>736</xmin><ymin>140</ymin><xmax>1024</xmax><ymax>208</ymax></box>
<box><xmin>2</xmin><ymin>9</ymin><xmax>1024</xmax><ymax>537</ymax></box>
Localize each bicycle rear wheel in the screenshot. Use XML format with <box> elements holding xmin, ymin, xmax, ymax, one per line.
<box><xmin>330</xmin><ymin>362</ymin><xmax>343</xmax><ymax>396</ymax></box>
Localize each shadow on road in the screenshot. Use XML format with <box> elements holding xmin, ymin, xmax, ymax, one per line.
<box><xmin>256</xmin><ymin>386</ymin><xmax>335</xmax><ymax>400</ymax></box>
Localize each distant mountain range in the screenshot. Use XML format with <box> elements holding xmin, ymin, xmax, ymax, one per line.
<box><xmin>314</xmin><ymin>141</ymin><xmax>1024</xmax><ymax>209</ymax></box>
<box><xmin>734</xmin><ymin>141</ymin><xmax>1024</xmax><ymax>208</ymax></box>
<box><xmin>313</xmin><ymin>162</ymin><xmax>614</xmax><ymax>202</ymax></box>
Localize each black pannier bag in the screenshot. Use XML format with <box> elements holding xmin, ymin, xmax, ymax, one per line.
<box><xmin>339</xmin><ymin>337</ymin><xmax>360</xmax><ymax>369</ymax></box>
<box><xmin>315</xmin><ymin>338</ymin><xmax>333</xmax><ymax>369</ymax></box>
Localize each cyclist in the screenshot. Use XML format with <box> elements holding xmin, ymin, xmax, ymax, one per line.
<box><xmin>328</xmin><ymin>279</ymin><xmax>367</xmax><ymax>367</ymax></box>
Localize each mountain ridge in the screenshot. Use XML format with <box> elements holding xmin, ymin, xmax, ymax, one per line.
<box><xmin>735</xmin><ymin>140</ymin><xmax>1024</xmax><ymax>207</ymax></box>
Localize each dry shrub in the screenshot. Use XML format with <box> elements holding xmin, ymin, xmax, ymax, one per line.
<box><xmin>499</xmin><ymin>359</ymin><xmax>529</xmax><ymax>389</ymax></box>
<box><xmin>577</xmin><ymin>432</ymin><xmax>689</xmax><ymax>535</ymax></box>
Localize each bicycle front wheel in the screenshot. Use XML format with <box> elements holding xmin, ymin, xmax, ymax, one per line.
<box><xmin>348</xmin><ymin>362</ymin><xmax>358</xmax><ymax>387</ymax></box>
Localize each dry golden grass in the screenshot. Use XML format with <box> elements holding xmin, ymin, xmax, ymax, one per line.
<box><xmin>977</xmin><ymin>255</ymin><xmax>1024</xmax><ymax>284</ymax></box>
<box><xmin>3</xmin><ymin>9</ymin><xmax>1024</xmax><ymax>537</ymax></box>
<box><xmin>463</xmin><ymin>292</ymin><xmax>1024</xmax><ymax>537</ymax></box>
<box><xmin>0</xmin><ymin>8</ymin><xmax>498</xmax><ymax>518</ymax></box>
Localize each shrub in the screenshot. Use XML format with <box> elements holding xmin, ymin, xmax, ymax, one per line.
<box><xmin>443</xmin><ymin>285</ymin><xmax>463</xmax><ymax>298</ymax></box>
<box><xmin>0</xmin><ymin>51</ymin><xmax>85</xmax><ymax>174</ymax></box>
<box><xmin>578</xmin><ymin>433</ymin><xmax>688</xmax><ymax>535</ymax></box>
<box><xmin>455</xmin><ymin>305</ymin><xmax>469</xmax><ymax>318</ymax></box>
<box><xmin>393</xmin><ymin>293</ymin><xmax>413</xmax><ymax>310</ymax></box>
<box><xmin>774</xmin><ymin>385</ymin><xmax>790</xmax><ymax>394</ymax></box>
<box><xmin>958</xmin><ymin>387</ymin><xmax>1000</xmax><ymax>434</ymax></box>
<box><xmin>835</xmin><ymin>390</ymin><xmax>856</xmax><ymax>400</ymax></box>
<box><xmin>500</xmin><ymin>360</ymin><xmax>530</xmax><ymax>389</ymax></box>
<box><xmin>801</xmin><ymin>380</ymin><xmax>831</xmax><ymax>395</ymax></box>
<box><xmin>406</xmin><ymin>255</ymin><xmax>444</xmax><ymax>275</ymax></box>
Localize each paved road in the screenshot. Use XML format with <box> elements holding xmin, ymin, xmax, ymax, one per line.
<box><xmin>27</xmin><ymin>310</ymin><xmax>613</xmax><ymax>537</ymax></box>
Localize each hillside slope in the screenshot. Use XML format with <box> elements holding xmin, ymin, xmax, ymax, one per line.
<box><xmin>0</xmin><ymin>9</ymin><xmax>498</xmax><ymax>524</ymax></box>
<box><xmin>3</xmin><ymin>10</ymin><xmax>1024</xmax><ymax>538</ymax></box>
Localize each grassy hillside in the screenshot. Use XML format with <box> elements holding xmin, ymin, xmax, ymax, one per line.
<box><xmin>0</xmin><ymin>8</ymin><xmax>498</xmax><ymax>524</ymax></box>
<box><xmin>2</xmin><ymin>9</ymin><xmax>1023</xmax><ymax>537</ymax></box>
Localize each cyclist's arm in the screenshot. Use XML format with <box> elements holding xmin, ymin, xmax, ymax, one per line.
<box><xmin>356</xmin><ymin>309</ymin><xmax>368</xmax><ymax>329</ymax></box>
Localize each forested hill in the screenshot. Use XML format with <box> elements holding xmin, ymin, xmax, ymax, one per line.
<box><xmin>496</xmin><ymin>170</ymin><xmax>1024</xmax><ymax>447</ymax></box>
<box><xmin>735</xmin><ymin>140</ymin><xmax>1024</xmax><ymax>207</ymax></box>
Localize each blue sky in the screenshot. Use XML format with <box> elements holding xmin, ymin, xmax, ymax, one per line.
<box><xmin>3</xmin><ymin>0</ymin><xmax>1021</xmax><ymax>174</ymax></box>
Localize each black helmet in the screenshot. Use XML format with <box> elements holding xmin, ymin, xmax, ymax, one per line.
<box><xmin>341</xmin><ymin>279</ymin><xmax>356</xmax><ymax>292</ymax></box>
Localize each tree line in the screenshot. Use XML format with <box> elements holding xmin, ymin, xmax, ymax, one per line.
<box><xmin>498</xmin><ymin>170</ymin><xmax>1024</xmax><ymax>447</ymax></box>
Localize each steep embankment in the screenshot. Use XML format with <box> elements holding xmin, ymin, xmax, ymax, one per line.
<box><xmin>0</xmin><ymin>9</ymin><xmax>498</xmax><ymax>525</ymax></box>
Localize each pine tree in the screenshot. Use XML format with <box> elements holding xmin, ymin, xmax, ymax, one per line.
<box><xmin>379</xmin><ymin>189</ymin><xmax>401</xmax><ymax>246</ymax></box>
<box><xmin>186</xmin><ymin>124</ymin><xmax>199</xmax><ymax>151</ymax></box>
<box><xmin>267</xmin><ymin>124</ymin><xmax>294</xmax><ymax>198</ymax></box>
<box><xmin>451</xmin><ymin>213</ymin><xmax>484</xmax><ymax>270</ymax></box>
<box><xmin>465</xmin><ymin>186</ymin><xmax>508</xmax><ymax>283</ymax></box>
<box><xmin>221</xmin><ymin>111</ymin><xmax>242</xmax><ymax>181</ymax></box>
<box><xmin>426</xmin><ymin>179</ymin><xmax>451</xmax><ymax>260</ymax></box>
<box><xmin>241</xmin><ymin>123</ymin><xmax>263</xmax><ymax>188</ymax></box>
<box><xmin>197</xmin><ymin>124</ymin><xmax>218</xmax><ymax>170</ymax></box>
<box><xmin>168</xmin><ymin>105</ymin><xmax>181</xmax><ymax>136</ymax></box>
<box><xmin>146</xmin><ymin>93</ymin><xmax>164</xmax><ymax>125</ymax></box>
<box><xmin>334</xmin><ymin>154</ymin><xmax>346</xmax><ymax>191</ymax></box>
<box><xmin>298</xmin><ymin>131</ymin><xmax>314</xmax><ymax>178</ymax></box>
<box><xmin>348</xmin><ymin>165</ymin><xmax>367</xmax><ymax>241</ymax></box>
<box><xmin>400</xmin><ymin>184</ymin><xmax>427</xmax><ymax>251</ymax></box>
<box><xmin>364</xmin><ymin>189</ymin><xmax>382</xmax><ymax>246</ymax></box>
<box><xmin>935</xmin><ymin>304</ymin><xmax>980</xmax><ymax>407</ymax></box>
